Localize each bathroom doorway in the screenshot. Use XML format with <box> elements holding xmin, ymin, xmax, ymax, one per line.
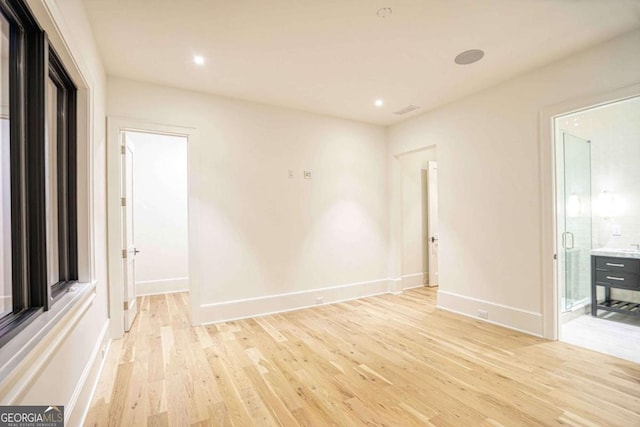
<box><xmin>554</xmin><ymin>95</ymin><xmax>640</xmax><ymax>363</ymax></box>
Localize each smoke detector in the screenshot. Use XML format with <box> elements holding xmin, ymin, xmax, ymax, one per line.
<box><xmin>377</xmin><ymin>7</ymin><xmax>392</xmax><ymax>18</ymax></box>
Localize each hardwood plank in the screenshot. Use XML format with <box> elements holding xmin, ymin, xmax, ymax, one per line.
<box><xmin>86</xmin><ymin>288</ymin><xmax>640</xmax><ymax>426</ymax></box>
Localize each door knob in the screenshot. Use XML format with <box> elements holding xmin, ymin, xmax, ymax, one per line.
<box><xmin>431</xmin><ymin>237</ymin><xmax>438</xmax><ymax>243</ymax></box>
<box><xmin>133</xmin><ymin>248</ymin><xmax>141</xmax><ymax>255</ymax></box>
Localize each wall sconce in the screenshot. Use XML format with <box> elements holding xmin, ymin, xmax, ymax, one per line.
<box><xmin>596</xmin><ymin>190</ymin><xmax>619</xmax><ymax>219</ymax></box>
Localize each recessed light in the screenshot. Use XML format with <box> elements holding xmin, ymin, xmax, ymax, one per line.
<box><xmin>374</xmin><ymin>99</ymin><xmax>384</xmax><ymax>107</ymax></box>
<box><xmin>454</xmin><ymin>49</ymin><xmax>485</xmax><ymax>65</ymax></box>
<box><xmin>377</xmin><ymin>7</ymin><xmax>392</xmax><ymax>18</ymax></box>
<box><xmin>193</xmin><ymin>55</ymin><xmax>205</xmax><ymax>65</ymax></box>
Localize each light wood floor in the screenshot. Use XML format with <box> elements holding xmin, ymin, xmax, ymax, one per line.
<box><xmin>85</xmin><ymin>288</ymin><xmax>640</xmax><ymax>426</ymax></box>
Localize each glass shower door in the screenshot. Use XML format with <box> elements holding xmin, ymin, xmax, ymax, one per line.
<box><xmin>562</xmin><ymin>133</ymin><xmax>592</xmax><ymax>311</ymax></box>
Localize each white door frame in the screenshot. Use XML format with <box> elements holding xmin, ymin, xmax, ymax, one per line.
<box><xmin>390</xmin><ymin>144</ymin><xmax>437</xmax><ymax>294</ymax></box>
<box><xmin>107</xmin><ymin>117</ymin><xmax>201</xmax><ymax>339</ymax></box>
<box><xmin>426</xmin><ymin>160</ymin><xmax>438</xmax><ymax>287</ymax></box>
<box><xmin>539</xmin><ymin>83</ymin><xmax>640</xmax><ymax>340</ymax></box>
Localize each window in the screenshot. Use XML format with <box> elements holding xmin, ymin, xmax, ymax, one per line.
<box><xmin>0</xmin><ymin>0</ymin><xmax>77</xmax><ymax>347</ymax></box>
<box><xmin>0</xmin><ymin>13</ymin><xmax>10</xmax><ymax>319</ymax></box>
<box><xmin>47</xmin><ymin>50</ymin><xmax>77</xmax><ymax>299</ymax></box>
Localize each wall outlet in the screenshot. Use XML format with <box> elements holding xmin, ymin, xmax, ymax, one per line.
<box><xmin>288</xmin><ymin>170</ymin><xmax>294</xmax><ymax>179</ymax></box>
<box><xmin>477</xmin><ymin>309</ymin><xmax>488</xmax><ymax>319</ymax></box>
<box><xmin>315</xmin><ymin>296</ymin><xmax>324</xmax><ymax>305</ymax></box>
<box><xmin>304</xmin><ymin>170</ymin><xmax>312</xmax><ymax>179</ymax></box>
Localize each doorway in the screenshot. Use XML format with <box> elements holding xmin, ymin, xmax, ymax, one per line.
<box><xmin>125</xmin><ymin>131</ymin><xmax>189</xmax><ymax>295</ymax></box>
<box><xmin>398</xmin><ymin>147</ymin><xmax>438</xmax><ymax>290</ymax></box>
<box><xmin>107</xmin><ymin>118</ymin><xmax>197</xmax><ymax>339</ymax></box>
<box><xmin>554</xmin><ymin>95</ymin><xmax>640</xmax><ymax>363</ymax></box>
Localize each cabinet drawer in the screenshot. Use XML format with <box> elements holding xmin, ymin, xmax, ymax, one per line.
<box><xmin>595</xmin><ymin>256</ymin><xmax>640</xmax><ymax>274</ymax></box>
<box><xmin>595</xmin><ymin>271</ymin><xmax>640</xmax><ymax>290</ymax></box>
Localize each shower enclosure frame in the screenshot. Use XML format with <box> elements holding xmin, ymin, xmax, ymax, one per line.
<box><xmin>556</xmin><ymin>131</ymin><xmax>592</xmax><ymax>314</ymax></box>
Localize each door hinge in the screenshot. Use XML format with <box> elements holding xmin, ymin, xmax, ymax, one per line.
<box><xmin>122</xmin><ymin>249</ymin><xmax>127</xmax><ymax>259</ymax></box>
<box><xmin>121</xmin><ymin>197</ymin><xmax>126</xmax><ymax>207</ymax></box>
<box><xmin>121</xmin><ymin>145</ymin><xmax>126</xmax><ymax>155</ymax></box>
<box><xmin>123</xmin><ymin>301</ymin><xmax>129</xmax><ymax>310</ymax></box>
<box><xmin>554</xmin><ymin>253</ymin><xmax>557</xmax><ymax>260</ymax></box>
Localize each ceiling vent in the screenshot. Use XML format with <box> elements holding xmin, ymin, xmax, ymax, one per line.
<box><xmin>393</xmin><ymin>105</ymin><xmax>421</xmax><ymax>115</ymax></box>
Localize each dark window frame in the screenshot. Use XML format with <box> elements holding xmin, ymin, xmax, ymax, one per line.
<box><xmin>0</xmin><ymin>0</ymin><xmax>77</xmax><ymax>348</ymax></box>
<box><xmin>48</xmin><ymin>48</ymin><xmax>78</xmax><ymax>299</ymax></box>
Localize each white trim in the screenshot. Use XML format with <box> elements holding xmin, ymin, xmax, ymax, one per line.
<box><xmin>199</xmin><ymin>278</ymin><xmax>391</xmax><ymax>325</ymax></box>
<box><xmin>437</xmin><ymin>290</ymin><xmax>543</xmax><ymax>337</ymax></box>
<box><xmin>124</xmin><ymin>298</ymin><xmax>137</xmax><ymax>332</ymax></box>
<box><xmin>389</xmin><ymin>144</ymin><xmax>438</xmax><ymax>301</ymax></box>
<box><xmin>66</xmin><ymin>320</ymin><xmax>111</xmax><ymax>427</ymax></box>
<box><xmin>0</xmin><ymin>283</ymin><xmax>97</xmax><ymax>404</ymax></box>
<box><xmin>27</xmin><ymin>0</ymin><xmax>95</xmax><ymax>285</ymax></box>
<box><xmin>388</xmin><ymin>278</ymin><xmax>403</xmax><ymax>294</ymax></box>
<box><xmin>136</xmin><ymin>277</ymin><xmax>189</xmax><ymax>296</ymax></box>
<box><xmin>539</xmin><ymin>82</ymin><xmax>640</xmax><ymax>340</ymax></box>
<box><xmin>403</xmin><ymin>284</ymin><xmax>427</xmax><ymax>291</ymax></box>
<box><xmin>107</xmin><ymin>117</ymin><xmax>200</xmax><ymax>338</ymax></box>
<box><xmin>394</xmin><ymin>144</ymin><xmax>438</xmax><ymax>159</ymax></box>
<box><xmin>26</xmin><ymin>1</ymin><xmax>91</xmax><ymax>90</ymax></box>
<box><xmin>401</xmin><ymin>273</ymin><xmax>425</xmax><ymax>290</ymax></box>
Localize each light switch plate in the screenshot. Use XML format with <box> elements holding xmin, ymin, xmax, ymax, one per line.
<box><xmin>304</xmin><ymin>170</ymin><xmax>312</xmax><ymax>179</ymax></box>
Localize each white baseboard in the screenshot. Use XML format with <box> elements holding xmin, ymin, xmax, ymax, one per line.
<box><xmin>437</xmin><ymin>290</ymin><xmax>543</xmax><ymax>337</ymax></box>
<box><xmin>388</xmin><ymin>278</ymin><xmax>403</xmax><ymax>294</ymax></box>
<box><xmin>401</xmin><ymin>273</ymin><xmax>425</xmax><ymax>290</ymax></box>
<box><xmin>199</xmin><ymin>278</ymin><xmax>391</xmax><ymax>325</ymax></box>
<box><xmin>136</xmin><ymin>277</ymin><xmax>188</xmax><ymax>296</ymax></box>
<box><xmin>67</xmin><ymin>320</ymin><xmax>111</xmax><ymax>427</ymax></box>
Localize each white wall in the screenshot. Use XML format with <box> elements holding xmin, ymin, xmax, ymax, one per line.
<box><xmin>398</xmin><ymin>148</ymin><xmax>437</xmax><ymax>289</ymax></box>
<box><xmin>107</xmin><ymin>77</ymin><xmax>389</xmax><ymax>322</ymax></box>
<box><xmin>388</xmin><ymin>29</ymin><xmax>640</xmax><ymax>337</ymax></box>
<box><xmin>0</xmin><ymin>1</ymin><xmax>109</xmax><ymax>425</ymax></box>
<box><xmin>126</xmin><ymin>131</ymin><xmax>189</xmax><ymax>295</ymax></box>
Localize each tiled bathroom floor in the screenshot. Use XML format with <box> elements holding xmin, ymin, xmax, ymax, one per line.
<box><xmin>561</xmin><ymin>312</ymin><xmax>640</xmax><ymax>363</ymax></box>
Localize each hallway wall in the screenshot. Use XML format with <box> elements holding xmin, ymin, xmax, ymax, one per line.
<box><xmin>388</xmin><ymin>29</ymin><xmax>640</xmax><ymax>337</ymax></box>
<box><xmin>108</xmin><ymin>77</ymin><xmax>389</xmax><ymax>323</ymax></box>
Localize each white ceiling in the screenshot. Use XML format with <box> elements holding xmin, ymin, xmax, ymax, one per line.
<box><xmin>83</xmin><ymin>0</ymin><xmax>640</xmax><ymax>125</ymax></box>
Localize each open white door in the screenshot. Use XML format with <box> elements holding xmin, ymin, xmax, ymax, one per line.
<box><xmin>427</xmin><ymin>161</ymin><xmax>438</xmax><ymax>286</ymax></box>
<box><xmin>122</xmin><ymin>132</ymin><xmax>138</xmax><ymax>331</ymax></box>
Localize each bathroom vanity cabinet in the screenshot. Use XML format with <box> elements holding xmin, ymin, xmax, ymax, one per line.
<box><xmin>591</xmin><ymin>254</ymin><xmax>640</xmax><ymax>317</ymax></box>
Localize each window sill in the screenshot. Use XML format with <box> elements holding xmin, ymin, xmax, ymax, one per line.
<box><xmin>0</xmin><ymin>280</ymin><xmax>97</xmax><ymax>403</ymax></box>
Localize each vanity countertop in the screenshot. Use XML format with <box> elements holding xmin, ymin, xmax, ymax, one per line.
<box><xmin>591</xmin><ymin>248</ymin><xmax>640</xmax><ymax>259</ymax></box>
